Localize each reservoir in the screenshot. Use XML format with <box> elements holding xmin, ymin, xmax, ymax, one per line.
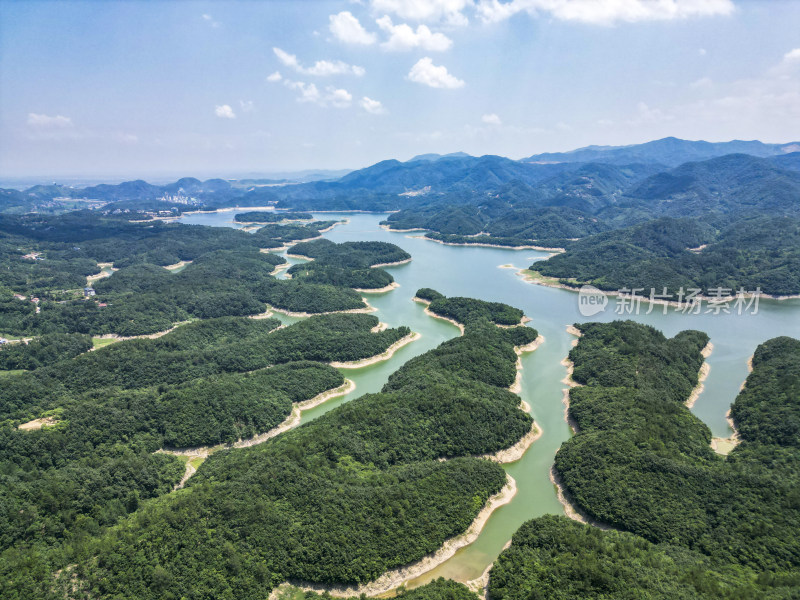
<box><xmin>179</xmin><ymin>210</ymin><xmax>800</xmax><ymax>586</ymax></box>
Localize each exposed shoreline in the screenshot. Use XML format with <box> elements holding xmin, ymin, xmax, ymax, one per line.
<box><xmin>283</xmin><ymin>302</ymin><xmax>541</xmax><ymax>596</ymax></box>
<box><xmin>712</xmin><ymin>354</ymin><xmax>750</xmax><ymax>454</ymax></box>
<box><xmin>353</xmin><ymin>281</ymin><xmax>400</xmax><ymax>294</ymax></box>
<box><xmin>268</xmin><ymin>297</ymin><xmax>378</xmax><ymax>318</ymax></box>
<box><xmin>370</xmin><ymin>257</ymin><xmax>412</xmax><ymax>268</ymax></box>
<box><xmin>483</xmin><ymin>422</ymin><xmax>542</xmax><ymax>464</ymax></box>
<box><xmin>379</xmin><ymin>224</ymin><xmax>427</xmax><ymax>233</ymax></box>
<box><xmin>235</xmin><ymin>219</ymin><xmax>313</xmax><ymax>226</ymax></box>
<box><xmin>318</xmin><ymin>219</ymin><xmax>349</xmax><ymax>233</ymax></box>
<box><xmin>86</xmin><ymin>262</ymin><xmax>117</xmax><ymax>286</ymax></box>
<box><xmin>711</xmin><ymin>408</ymin><xmax>741</xmax><ymax>455</ymax></box>
<box><xmin>685</xmin><ymin>342</ymin><xmax>714</xmax><ymax>409</ymax></box>
<box><xmin>159</xmin><ymin>379</ymin><xmax>356</xmax><ymax>488</ymax></box>
<box><xmin>517</xmin><ymin>269</ymin><xmax>800</xmax><ymax>303</ymax></box>
<box><xmin>329</xmin><ymin>331</ymin><xmax>420</xmax><ymax>368</ymax></box>
<box><xmin>498</xmin><ymin>315</ymin><xmax>533</xmax><ymax>330</ymax></box>
<box><xmin>270</xmin><ymin>262</ymin><xmax>291</xmax><ymax>277</ymax></box>
<box><xmin>411</xmin><ymin>235</ymin><xmax>565</xmax><ymax>253</ymax></box>
<box><xmin>286</xmin><ymin>475</ymin><xmax>518</xmax><ymax>598</ymax></box>
<box><xmin>163</xmin><ymin>260</ymin><xmax>192</xmax><ymax>271</ymax></box>
<box><xmin>509</xmin><ymin>334</ymin><xmax>544</xmax><ymax>394</ymax></box>
<box><xmin>549</xmin><ymin>466</ymin><xmax>611</xmax><ymax>530</ymax></box>
<box><xmin>412</xmin><ymin>297</ymin><xmax>465</xmax><ymax>334</ymax></box>
<box><xmin>560</xmin><ymin>325</ymin><xmax>583</xmax><ymax>434</ymax></box>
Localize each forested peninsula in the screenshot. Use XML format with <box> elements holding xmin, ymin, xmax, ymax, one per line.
<box><xmin>2</xmin><ymin>294</ymin><xmax>541</xmax><ymax>599</ymax></box>
<box><xmin>0</xmin><ymin>213</ymin><xmax>409</xmax><ymax>337</ymax></box>
<box><xmin>489</xmin><ymin>323</ymin><xmax>800</xmax><ymax>599</ymax></box>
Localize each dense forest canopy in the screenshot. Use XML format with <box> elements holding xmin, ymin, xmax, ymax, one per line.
<box><xmin>1</xmin><ymin>138</ymin><xmax>799</xmax><ymax>598</ymax></box>
<box><xmin>490</xmin><ymin>328</ymin><xmax>800</xmax><ymax>599</ymax></box>
<box><xmin>234</xmin><ymin>211</ymin><xmax>313</xmax><ymax>223</ymax></box>
<box><xmin>417</xmin><ymin>289</ymin><xmax>526</xmax><ymax>327</ymax></box>
<box><xmin>534</xmin><ymin>216</ymin><xmax>800</xmax><ymax>296</ymax></box>
<box><xmin>546</xmin><ymin>323</ymin><xmax>800</xmax><ymax>578</ymax></box>
<box><xmin>0</xmin><ymin>310</ymin><xmax>412</xmax><ymax>596</ymax></box>
<box><xmin>0</xmin><ymin>214</ymin><xmax>413</xmax><ymax>336</ymax></box>
<box><xmin>2</xmin><ymin>295</ymin><xmax>540</xmax><ymax>600</ymax></box>
<box><xmin>286</xmin><ymin>239</ymin><xmax>411</xmax><ymax>289</ymax></box>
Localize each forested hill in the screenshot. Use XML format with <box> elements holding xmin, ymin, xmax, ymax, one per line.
<box><xmin>497</xmin><ymin>321</ymin><xmax>800</xmax><ymax>598</ymax></box>
<box><xmin>3</xmin><ymin>138</ymin><xmax>799</xmax><ymax>217</ymax></box>
<box><xmin>380</xmin><ymin>153</ymin><xmax>800</xmax><ymax>295</ymax></box>
<box><xmin>622</xmin><ymin>153</ymin><xmax>800</xmax><ymax>221</ymax></box>
<box><xmin>533</xmin><ymin>215</ymin><xmax>800</xmax><ymax>296</ymax></box>
<box><xmin>0</xmin><ymin>312</ymin><xmax>413</xmax><ymax>596</ymax></box>
<box><xmin>0</xmin><ymin>213</ymin><xmax>411</xmax><ymax>336</ymax></box>
<box><xmin>3</xmin><ymin>296</ymin><xmax>540</xmax><ymax>599</ymax></box>
<box><xmin>522</xmin><ymin>137</ymin><xmax>800</xmax><ymax>167</ymax></box>
<box><xmin>383</xmin><ymin>153</ymin><xmax>800</xmax><ymax>235</ymax></box>
<box><xmin>286</xmin><ymin>239</ymin><xmax>411</xmax><ymax>290</ymax></box>
<box><xmin>490</xmin><ymin>328</ymin><xmax>800</xmax><ymax>599</ymax></box>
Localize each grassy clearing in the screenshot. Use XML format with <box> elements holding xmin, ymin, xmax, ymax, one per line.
<box><xmin>0</xmin><ymin>369</ymin><xmax>27</xmax><ymax>378</ymax></box>
<box><xmin>92</xmin><ymin>337</ymin><xmax>119</xmax><ymax>349</ymax></box>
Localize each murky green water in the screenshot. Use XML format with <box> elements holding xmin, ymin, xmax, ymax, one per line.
<box><xmin>180</xmin><ymin>210</ymin><xmax>800</xmax><ymax>585</ymax></box>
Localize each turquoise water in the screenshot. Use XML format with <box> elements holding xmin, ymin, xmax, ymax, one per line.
<box><xmin>179</xmin><ymin>210</ymin><xmax>800</xmax><ymax>584</ymax></box>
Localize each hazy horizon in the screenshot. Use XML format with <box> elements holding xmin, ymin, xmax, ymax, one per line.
<box><xmin>2</xmin><ymin>0</ymin><xmax>800</xmax><ymax>177</ymax></box>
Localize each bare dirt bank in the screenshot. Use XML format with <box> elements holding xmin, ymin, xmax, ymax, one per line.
<box><xmin>353</xmin><ymin>281</ymin><xmax>400</xmax><ymax>294</ymax></box>
<box><xmin>412</xmin><ymin>297</ymin><xmax>465</xmax><ymax>334</ymax></box>
<box><xmin>159</xmin><ymin>379</ymin><xmax>356</xmax><ymax>489</ymax></box>
<box><xmin>268</xmin><ymin>297</ymin><xmax>378</xmax><ymax>318</ymax></box>
<box><xmin>413</xmin><ymin>235</ymin><xmax>565</xmax><ymax>253</ymax></box>
<box><xmin>549</xmin><ymin>466</ymin><xmax>612</xmax><ymax>530</ymax></box>
<box><xmin>285</xmin><ymin>475</ymin><xmax>518</xmax><ymax>598</ymax></box>
<box><xmin>509</xmin><ymin>335</ymin><xmax>544</xmax><ymax>394</ymax></box>
<box><xmin>329</xmin><ymin>332</ymin><xmax>420</xmax><ymax>368</ymax></box>
<box><xmin>686</xmin><ymin>342</ymin><xmax>714</xmax><ymax>409</ymax></box>
<box><xmin>370</xmin><ymin>257</ymin><xmax>412</xmax><ymax>268</ymax></box>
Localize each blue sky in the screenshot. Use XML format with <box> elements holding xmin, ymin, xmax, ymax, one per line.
<box><xmin>1</xmin><ymin>0</ymin><xmax>799</xmax><ymax>178</ymax></box>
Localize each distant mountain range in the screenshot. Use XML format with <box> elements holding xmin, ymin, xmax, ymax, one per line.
<box><xmin>521</xmin><ymin>137</ymin><xmax>800</xmax><ymax>167</ymax></box>
<box><xmin>2</xmin><ymin>137</ymin><xmax>800</xmax><ymax>216</ymax></box>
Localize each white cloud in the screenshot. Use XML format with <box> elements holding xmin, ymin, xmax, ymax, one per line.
<box><xmin>690</xmin><ymin>76</ymin><xmax>713</xmax><ymax>90</ymax></box>
<box><xmin>481</xmin><ymin>113</ymin><xmax>502</xmax><ymax>125</ymax></box>
<box><xmin>274</xmin><ymin>47</ymin><xmax>300</xmax><ymax>70</ymax></box>
<box><xmin>27</xmin><ymin>113</ymin><xmax>73</xmax><ymax>128</ymax></box>
<box><xmin>784</xmin><ymin>48</ymin><xmax>800</xmax><ymax>62</ymax></box>
<box><xmin>329</xmin><ymin>11</ymin><xmax>377</xmax><ymax>44</ymax></box>
<box><xmin>699</xmin><ymin>48</ymin><xmax>707</xmax><ymax>56</ymax></box>
<box><xmin>285</xmin><ymin>80</ymin><xmax>322</xmax><ymax>104</ymax></box>
<box><xmin>376</xmin><ymin>16</ymin><xmax>453</xmax><ymax>51</ymax></box>
<box><xmin>627</xmin><ymin>101</ymin><xmax>674</xmax><ymax>125</ymax></box>
<box><xmin>477</xmin><ymin>0</ymin><xmax>734</xmax><ymax>25</ymax></box>
<box><xmin>267</xmin><ymin>71</ymin><xmax>283</xmax><ymax>83</ymax></box>
<box><xmin>327</xmin><ymin>87</ymin><xmax>353</xmax><ymax>108</ymax></box>
<box><xmin>202</xmin><ymin>13</ymin><xmax>220</xmax><ymax>27</ymax></box>
<box><xmin>273</xmin><ymin>47</ymin><xmax>365</xmax><ymax>76</ymax></box>
<box><xmin>116</xmin><ymin>133</ymin><xmax>139</xmax><ymax>144</ymax></box>
<box><xmin>215</xmin><ymin>105</ymin><xmax>236</xmax><ymax>119</ymax></box>
<box><xmin>407</xmin><ymin>57</ymin><xmax>464</xmax><ymax>88</ymax></box>
<box><xmin>371</xmin><ymin>0</ymin><xmax>470</xmax><ymax>25</ymax></box>
<box><xmin>282</xmin><ymin>79</ymin><xmax>353</xmax><ymax>108</ymax></box>
<box><xmin>360</xmin><ymin>96</ymin><xmax>386</xmax><ymax>114</ymax></box>
<box><xmin>240</xmin><ymin>100</ymin><xmax>255</xmax><ymax>112</ymax></box>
